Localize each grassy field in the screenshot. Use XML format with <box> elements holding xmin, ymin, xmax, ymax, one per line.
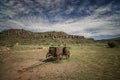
<box><xmin>0</xmin><ymin>44</ymin><xmax>120</xmax><ymax>80</ymax></box>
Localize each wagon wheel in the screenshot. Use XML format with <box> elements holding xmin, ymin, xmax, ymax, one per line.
<box><xmin>46</xmin><ymin>52</ymin><xmax>50</xmax><ymax>58</ymax></box>
<box><xmin>66</xmin><ymin>51</ymin><xmax>70</xmax><ymax>59</ymax></box>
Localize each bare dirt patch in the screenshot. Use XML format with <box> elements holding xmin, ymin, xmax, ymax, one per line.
<box><xmin>0</xmin><ymin>47</ymin><xmax>78</xmax><ymax>80</ymax></box>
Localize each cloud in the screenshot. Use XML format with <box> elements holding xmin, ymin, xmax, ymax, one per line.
<box><xmin>0</xmin><ymin>0</ymin><xmax>120</xmax><ymax>39</ymax></box>
<box><xmin>65</xmin><ymin>6</ymin><xmax>74</xmax><ymax>14</ymax></box>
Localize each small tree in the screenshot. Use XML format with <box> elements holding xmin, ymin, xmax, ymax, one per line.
<box><xmin>107</xmin><ymin>41</ymin><xmax>117</xmax><ymax>48</ymax></box>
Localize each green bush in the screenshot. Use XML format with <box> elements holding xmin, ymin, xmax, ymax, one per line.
<box><xmin>107</xmin><ymin>41</ymin><xmax>118</xmax><ymax>48</ymax></box>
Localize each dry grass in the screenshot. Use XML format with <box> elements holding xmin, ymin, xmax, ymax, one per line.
<box><xmin>0</xmin><ymin>44</ymin><xmax>120</xmax><ymax>80</ymax></box>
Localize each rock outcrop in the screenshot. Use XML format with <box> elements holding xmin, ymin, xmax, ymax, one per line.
<box><xmin>1</xmin><ymin>29</ymin><xmax>85</xmax><ymax>39</ymax></box>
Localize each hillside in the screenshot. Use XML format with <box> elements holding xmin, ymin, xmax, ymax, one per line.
<box><xmin>97</xmin><ymin>37</ymin><xmax>120</xmax><ymax>44</ymax></box>
<box><xmin>0</xmin><ymin>29</ymin><xmax>94</xmax><ymax>46</ymax></box>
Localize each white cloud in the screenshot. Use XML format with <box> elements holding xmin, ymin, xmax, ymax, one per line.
<box><xmin>65</xmin><ymin>6</ymin><xmax>74</xmax><ymax>14</ymax></box>
<box><xmin>2</xmin><ymin>3</ymin><xmax>119</xmax><ymax>38</ymax></box>
<box><xmin>0</xmin><ymin>1</ymin><xmax>120</xmax><ymax>39</ymax></box>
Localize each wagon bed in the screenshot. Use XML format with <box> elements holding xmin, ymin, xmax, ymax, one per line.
<box><xmin>46</xmin><ymin>46</ymin><xmax>70</xmax><ymax>60</ymax></box>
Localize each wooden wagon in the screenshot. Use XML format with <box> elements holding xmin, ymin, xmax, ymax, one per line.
<box><xmin>46</xmin><ymin>46</ymin><xmax>70</xmax><ymax>60</ymax></box>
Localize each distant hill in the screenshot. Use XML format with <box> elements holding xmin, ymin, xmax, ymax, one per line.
<box><xmin>1</xmin><ymin>29</ymin><xmax>84</xmax><ymax>39</ymax></box>
<box><xmin>0</xmin><ymin>29</ymin><xmax>94</xmax><ymax>46</ymax></box>
<box><xmin>97</xmin><ymin>37</ymin><xmax>120</xmax><ymax>44</ymax></box>
<box><xmin>109</xmin><ymin>37</ymin><xmax>120</xmax><ymax>41</ymax></box>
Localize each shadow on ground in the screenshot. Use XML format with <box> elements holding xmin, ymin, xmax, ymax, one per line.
<box><xmin>18</xmin><ymin>57</ymin><xmax>61</xmax><ymax>73</ymax></box>
<box><xmin>42</xmin><ymin>57</ymin><xmax>60</xmax><ymax>63</ymax></box>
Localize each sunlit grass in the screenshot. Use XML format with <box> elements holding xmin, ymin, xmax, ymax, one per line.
<box><xmin>11</xmin><ymin>45</ymin><xmax>43</xmax><ymax>51</ymax></box>
<box><xmin>0</xmin><ymin>43</ymin><xmax>120</xmax><ymax>80</ymax></box>
<box><xmin>66</xmin><ymin>44</ymin><xmax>120</xmax><ymax>80</ymax></box>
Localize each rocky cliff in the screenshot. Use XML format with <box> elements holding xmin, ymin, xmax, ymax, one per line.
<box><xmin>0</xmin><ymin>29</ymin><xmax>94</xmax><ymax>46</ymax></box>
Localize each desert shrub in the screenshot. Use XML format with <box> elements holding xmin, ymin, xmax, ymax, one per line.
<box><xmin>107</xmin><ymin>41</ymin><xmax>118</xmax><ymax>48</ymax></box>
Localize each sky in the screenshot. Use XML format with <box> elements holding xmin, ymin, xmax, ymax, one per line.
<box><xmin>0</xmin><ymin>0</ymin><xmax>120</xmax><ymax>40</ymax></box>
